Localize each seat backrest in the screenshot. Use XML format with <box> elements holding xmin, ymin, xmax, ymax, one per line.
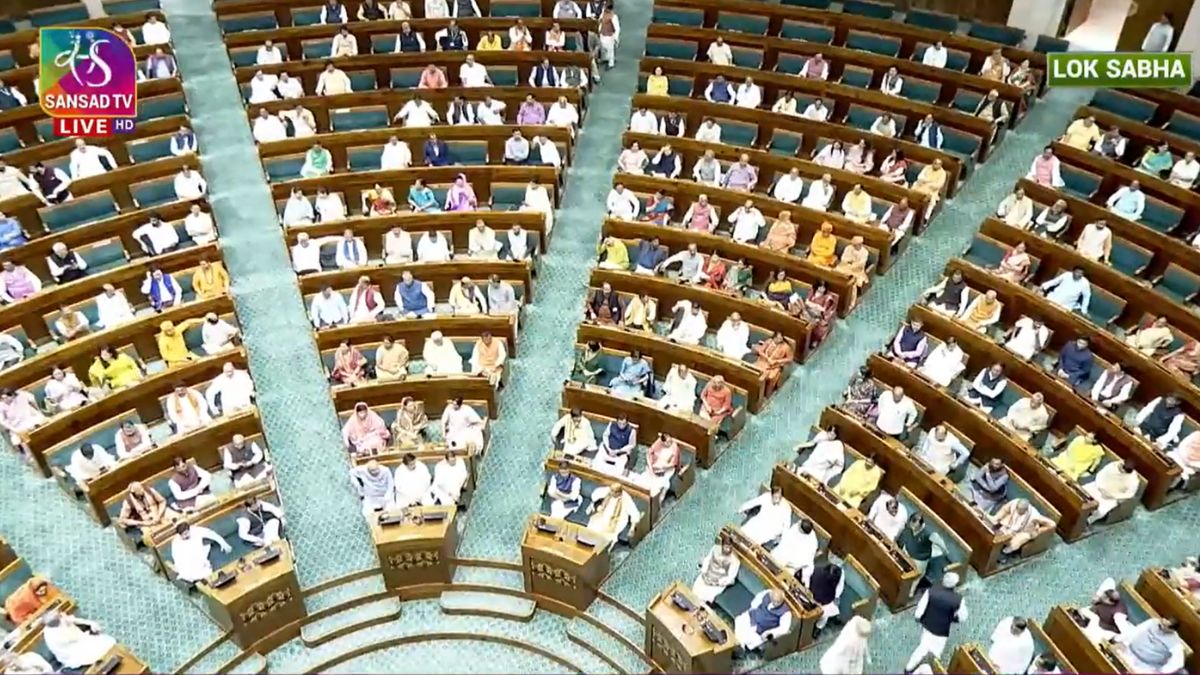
<box><xmin>1090</xmin><ymin>90</ymin><xmax>1156</xmax><ymax>124</ymax></box>
<box><xmin>905</xmin><ymin>9</ymin><xmax>958</xmax><ymax>32</ymax></box>
<box><xmin>842</xmin><ymin>0</ymin><xmax>894</xmax><ymax>20</ymax></box>
<box><xmin>1108</xmin><ymin>238</ymin><xmax>1152</xmax><ymax>278</ymax></box>
<box><xmin>967</xmin><ymin>22</ymin><xmax>1026</xmax><ymax>46</ymax></box>
<box><xmin>781</xmin><ymin>21</ymin><xmax>834</xmax><ymax>44</ymax></box>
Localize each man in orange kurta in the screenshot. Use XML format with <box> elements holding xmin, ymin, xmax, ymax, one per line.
<box><xmin>807</xmin><ymin>222</ymin><xmax>837</xmax><ymax>267</ymax></box>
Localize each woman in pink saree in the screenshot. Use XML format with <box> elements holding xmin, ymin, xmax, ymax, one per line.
<box><xmin>445</xmin><ymin>174</ymin><xmax>478</xmax><ymax>212</ymax></box>
<box><xmin>343</xmin><ymin>402</ymin><xmax>390</xmax><ymax>456</ymax></box>
<box><xmin>682</xmin><ymin>195</ymin><xmax>717</xmax><ymax>233</ymax></box>
<box><xmin>797</xmin><ymin>281</ymin><xmax>838</xmax><ymax>347</ymax></box>
<box><xmin>330</xmin><ymin>340</ymin><xmax>368</xmax><ymax>386</ymax></box>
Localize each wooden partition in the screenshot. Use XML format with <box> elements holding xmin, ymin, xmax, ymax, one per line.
<box><xmin>332</xmin><ymin>375</ymin><xmax>497</xmax><ymax>422</ymax></box>
<box><xmin>269</xmin><ymin>165</ymin><xmax>560</xmax><ymax>207</ymax></box>
<box><xmin>317</xmin><ymin>314</ymin><xmax>518</xmax><ymax>357</ymax></box>
<box><xmin>213</xmin><ymin>0</ymin><xmax>562</xmax><ymax>23</ymax></box>
<box><xmin>291</xmin><ymin>210</ymin><xmax>547</xmax><ymax>255</ymax></box>
<box><xmin>298</xmin><ymin>259</ymin><xmax>534</xmax><ymax>302</ymax></box>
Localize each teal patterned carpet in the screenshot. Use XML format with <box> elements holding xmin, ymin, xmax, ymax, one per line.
<box><xmin>1</xmin><ymin>0</ymin><xmax>1198</xmax><ymax>672</ymax></box>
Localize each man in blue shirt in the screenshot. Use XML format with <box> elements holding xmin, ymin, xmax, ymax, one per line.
<box><xmin>1040</xmin><ymin>267</ymin><xmax>1091</xmax><ymax>315</ymax></box>
<box><xmin>631</xmin><ymin>237</ymin><xmax>666</xmax><ymax>275</ymax></box>
<box><xmin>1055</xmin><ymin>336</ymin><xmax>1094</xmax><ymax>389</ymax></box>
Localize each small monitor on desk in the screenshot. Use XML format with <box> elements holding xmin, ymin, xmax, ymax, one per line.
<box><xmin>670</xmin><ymin>591</ymin><xmax>695</xmax><ymax>612</ymax></box>
<box><xmin>94</xmin><ymin>655</ymin><xmax>122</xmax><ymax>675</ymax></box>
<box><xmin>210</xmin><ymin>570</ymin><xmax>237</xmax><ymax>588</ymax></box>
<box><xmin>575</xmin><ymin>534</ymin><xmax>597</xmax><ymax>548</ymax></box>
<box><xmin>255</xmin><ymin>547</ymin><xmax>281</xmax><ymax>566</ymax></box>
<box><xmin>423</xmin><ymin>510</ymin><xmax>448</xmax><ymax>523</ymax></box>
<box><xmin>535</xmin><ymin>519</ymin><xmax>559</xmax><ymax>535</ymax></box>
<box><xmin>702</xmin><ymin>622</ymin><xmax>728</xmax><ymax>644</ymax></box>
<box><xmin>379</xmin><ymin>512</ymin><xmax>405</xmax><ymax>527</ymax></box>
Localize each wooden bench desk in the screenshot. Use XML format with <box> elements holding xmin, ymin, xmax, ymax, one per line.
<box><xmin>368</xmin><ymin>504</ymin><xmax>460</xmax><ymax>594</ymax></box>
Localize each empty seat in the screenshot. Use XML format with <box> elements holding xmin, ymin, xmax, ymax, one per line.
<box><xmin>1085</xmin><ymin>286</ymin><xmax>1126</xmax><ymax>327</ymax></box>
<box><xmin>840</xmin><ymin>66</ymin><xmax>874</xmax><ymax>89</ymax></box>
<box><xmin>127</xmin><ymin>136</ymin><xmax>174</xmax><ymax>163</ymax></box>
<box><xmin>845</xmin><ymin>106</ymin><xmax>881</xmax><ymax>130</ymax></box>
<box><xmin>1060</xmin><ymin>167</ymin><xmax>1101</xmax><ymax>199</ymax></box>
<box><xmin>731</xmin><ymin>48</ymin><xmax>763</xmax><ymax>69</ymax></box>
<box><xmin>652</xmin><ymin>6</ymin><xmax>703</xmax><ymax>26</ymax></box>
<box><xmin>79</xmin><ymin>238</ymin><xmax>129</xmax><ymax>274</ymax></box>
<box><xmin>1109</xmin><ymin>239</ymin><xmax>1152</xmax><ymax>278</ymax></box>
<box><xmin>1141</xmin><ymin>197</ymin><xmax>1183</xmax><ymax>233</ymax></box>
<box><xmin>902</xmin><ymin>79</ymin><xmax>941</xmax><ymax>104</ymax></box>
<box><xmin>331</xmin><ymin>108</ymin><xmax>389</xmax><ymax>131</ymax></box>
<box><xmin>264</xmin><ymin>156</ymin><xmax>304</xmax><ymax>182</ymax></box>
<box><xmin>490</xmin><ymin>0</ymin><xmax>540</xmax><ymax>17</ymax></box>
<box><xmin>230</xmin><ymin>48</ymin><xmax>259</xmax><ymax>68</ymax></box>
<box><xmin>780</xmin><ymin>21</ymin><xmax>833</xmax><ymax>43</ymax></box>
<box><xmin>952</xmin><ymin>90</ymin><xmax>984</xmax><ymax>115</ymax></box>
<box><xmin>0</xmin><ymin>52</ymin><xmax>13</xmax><ymax>71</ymax></box>
<box><xmin>1033</xmin><ymin>35</ymin><xmax>1071</xmax><ymax>53</ymax></box>
<box><xmin>292</xmin><ymin>8</ymin><xmax>323</xmax><ymax>25</ymax></box>
<box><xmin>40</xmin><ymin>193</ymin><xmax>118</xmax><ymax>232</ymax></box>
<box><xmin>131</xmin><ymin>178</ymin><xmax>178</xmax><ymax>207</ymax></box>
<box><xmin>905</xmin><ymin>9</ymin><xmax>958</xmax><ymax>32</ymax></box>
<box><xmin>0</xmin><ymin>128</ymin><xmax>20</xmax><ymax>154</ymax></box>
<box><xmin>967</xmin><ymin>22</ymin><xmax>1025</xmax><ymax>46</ymax></box>
<box><xmin>964</xmin><ymin>234</ymin><xmax>1007</xmax><ymax>267</ymax></box>
<box><xmin>302</xmin><ymin>40</ymin><xmax>333</xmax><ymax>60</ymax></box>
<box><xmin>721</xmin><ymin>121</ymin><xmax>758</xmax><ymax>147</ymax></box>
<box><xmin>718</xmin><ymin>12</ymin><xmax>769</xmax><ymax>34</ymax></box>
<box><xmin>1089</xmin><ymin>90</ymin><xmax>1156</xmax><ymax>123</ymax></box>
<box><xmin>645</xmin><ymin>38</ymin><xmax>697</xmax><ymax>60</ymax></box>
<box><xmin>29</xmin><ymin>5</ymin><xmax>89</xmax><ymax>26</ymax></box>
<box><xmin>219</xmin><ymin>13</ymin><xmax>278</xmax><ymax>32</ymax></box>
<box><xmin>1155</xmin><ymin>263</ymin><xmax>1200</xmax><ymax>303</ymax></box>
<box><xmin>842</xmin><ymin>0</ymin><xmax>894</xmax><ymax>19</ymax></box>
<box><xmin>846</xmin><ymin>31</ymin><xmax>901</xmax><ymax>57</ymax></box>
<box><xmin>447</xmin><ymin>142</ymin><xmax>487</xmax><ymax>165</ymax></box>
<box><xmin>1165</xmin><ymin>111</ymin><xmax>1200</xmax><ymax>142</ymax></box>
<box><xmin>348</xmin><ymin>148</ymin><xmax>382</xmax><ymax>172</ymax></box>
<box><xmin>391</xmin><ymin>68</ymin><xmax>422</xmax><ymax>88</ymax></box>
<box><xmin>942</xmin><ymin>129</ymin><xmax>981</xmax><ymax>166</ymax></box>
<box><xmin>767</xmin><ymin>131</ymin><xmax>804</xmax><ymax>156</ymax></box>
<box><xmin>137</xmin><ymin>95</ymin><xmax>187</xmax><ymax>123</ymax></box>
<box><xmin>349</xmin><ymin>72</ymin><xmax>377</xmax><ymax>91</ymax></box>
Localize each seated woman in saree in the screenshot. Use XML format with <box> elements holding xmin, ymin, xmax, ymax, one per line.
<box><xmin>878</xmin><ymin>150</ymin><xmax>908</xmax><ymax>185</ymax></box>
<box><xmin>699</xmin><ymin>255</ymin><xmax>727</xmax><ymax>290</ymax></box>
<box><xmin>992</xmin><ymin>241</ymin><xmax>1030</xmax><ymax>284</ymax></box>
<box><xmin>753</xmin><ymin>331</ymin><xmax>793</xmax><ymax>397</ymax></box>
<box><xmin>362</xmin><ymin>184</ymin><xmax>397</xmax><ymax>217</ymax></box>
<box><xmin>764</xmin><ymin>269</ymin><xmax>794</xmax><ymax>307</ymax></box>
<box><xmin>444</xmin><ymin>174</ymin><xmax>478</xmax><ymax>212</ymax></box>
<box><xmin>797</xmin><ymin>281</ymin><xmax>838</xmax><ymax>347</ymax></box>
<box><xmin>724</xmin><ymin>259</ymin><xmax>752</xmax><ymax>296</ymax></box>
<box><xmin>330</xmin><ymin>339</ymin><xmax>369</xmax><ymax>386</ymax></box>
<box><xmin>408</xmin><ymin>178</ymin><xmax>442</xmax><ymax>213</ymax></box>
<box><xmin>573</xmin><ymin>340</ymin><xmax>604</xmax><ymax>384</ymax></box>
<box><xmin>843</xmin><ymin>366</ymin><xmax>878</xmax><ymax>418</ymax></box>
<box><xmin>761</xmin><ymin>211</ymin><xmax>798</xmax><ymax>253</ymax></box>
<box><xmin>807</xmin><ymin>222</ymin><xmax>838</xmax><ymax>267</ymax></box>
<box><xmin>391</xmin><ymin>396</ymin><xmax>429</xmax><ymax>448</ymax></box>
<box><xmin>586</xmin><ymin>282</ymin><xmax>624</xmax><ymax>324</ymax></box>
<box><xmin>640</xmin><ymin>190</ymin><xmax>673</xmax><ymax>226</ymax></box>
<box><xmin>1161</xmin><ymin>339</ymin><xmax>1200</xmax><ymax>380</ymax></box>
<box><xmin>343</xmin><ymin>402</ymin><xmax>390</xmax><ymax>456</ymax></box>
<box><xmin>609</xmin><ymin>349</ymin><xmax>652</xmax><ymax>399</ymax></box>
<box><xmin>844</xmin><ymin>140</ymin><xmax>874</xmax><ymax>175</ymax></box>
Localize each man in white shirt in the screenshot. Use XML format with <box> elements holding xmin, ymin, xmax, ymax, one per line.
<box><xmin>276</xmin><ymin>72</ymin><xmax>304</xmax><ymax>99</ymax></box>
<box><xmin>772</xmin><ymin>169</ymin><xmax>804</xmax><ymax>204</ymax></box>
<box><xmin>716</xmin><ymin>313</ymin><xmax>750</xmax><ymax>359</ymax></box>
<box><xmin>248</xmin><ymin>71</ymin><xmax>280</xmax><ymax>104</ymax></box>
<box><xmin>695</xmin><ymin>118</ymin><xmax>722</xmax><ymax>143</ymax></box>
<box><xmin>417</xmin><ymin>230</ymin><xmax>452</xmax><ymax>262</ymax></box>
<box><xmin>206</xmin><ymin>362</ymin><xmax>256</xmax><ymax>416</ymax></box>
<box><xmin>394</xmin><ymin>96</ymin><xmax>439</xmax><ymax>127</ymax></box>
<box><xmin>737</xmin><ymin>486</ymin><xmax>792</xmax><ymax>545</ymax></box>
<box><xmin>310</xmin><ymin>286</ymin><xmax>349</xmax><ymax>328</ymax></box>
<box><xmin>875</xmin><ymin>385</ymin><xmax>918</xmax><ymax>440</ymax></box>
<box><xmin>922</xmin><ymin>41</ymin><xmax>948</xmax><ymax>68</ymax></box>
<box><xmin>459</xmin><ymin>55</ymin><xmax>491</xmax><ymax>87</ymax></box>
<box><xmin>184</xmin><ymin>204</ymin><xmax>216</xmax><ymax>244</ymax></box>
<box><xmin>170</xmin><ymin>521</ymin><xmax>232</xmax><ymax>583</ymax></box>
<box><xmin>916</xmin><ymin>425</ymin><xmax>970</xmax><ymax>475</ymax></box>
<box><xmin>252</xmin><ymin>108</ymin><xmax>287</xmax><ymax>143</ymax></box>
<box><xmin>380</xmin><ymin>137</ymin><xmax>412</xmax><ymax>170</ymax></box>
<box><xmin>256</xmin><ymin>40</ymin><xmax>284</xmax><ymax>65</ymax></box>
<box><xmin>393</xmin><ymin>453</ymin><xmax>434</xmax><ymax>508</ymax></box>
<box><xmin>66</xmin><ymin>443</ymin><xmax>116</xmax><ymax>484</ymax></box>
<box><xmin>728</xmin><ymin>200</ymin><xmax>765</xmax><ymax>243</ymax></box>
<box><xmin>668</xmin><ymin>301</ymin><xmax>707</xmax><ymax>345</ymax></box>
<box><xmin>384</xmin><ymin>227</ymin><xmax>413</xmax><ymax>263</ymax></box>
<box><xmin>735</xmin><ymin>77</ymin><xmax>762</xmax><ymax>109</ymax></box>
<box><xmin>629</xmin><ymin>107</ymin><xmax>658</xmax><ymax>134</ymax></box>
<box><xmin>802</xmin><ymin>175</ymin><xmax>835</xmax><ymax>211</ymax></box>
<box><xmin>475</xmin><ymin>96</ymin><xmax>505</xmax><ymax>125</ymax></box>
<box><xmin>431</xmin><ymin>452</ymin><xmax>470</xmax><ymax>505</ymax></box>
<box><xmin>987</xmin><ymin>617</ymin><xmax>1036</xmax><ymax>675</ymax></box>
<box><xmin>201</xmin><ymin>313</ymin><xmax>239</xmax><ymax>355</ymax></box>
<box><xmin>95</xmin><ymin>284</ymin><xmax>134</xmax><ymax>328</ymax></box>
<box><xmin>606</xmin><ymin>183</ymin><xmax>640</xmax><ymax>219</ymax></box>
<box><xmin>802</xmin><ymin>98</ymin><xmax>829</xmax><ymax>122</ymax></box>
<box><xmin>173</xmin><ymin>166</ymin><xmax>207</xmax><ymax>200</ymax></box>
<box><xmin>133</xmin><ymin>214</ymin><xmax>181</xmax><ymax>256</ymax></box>
<box><xmin>141</xmin><ymin>15</ymin><xmax>171</xmax><ymax>45</ymax></box>
<box><xmin>170</xmin><ymin>126</ymin><xmax>197</xmax><ymax>156</ymax></box>
<box><xmin>794</xmin><ymin>428</ymin><xmax>845</xmax><ymax>485</ymax></box>
<box><xmin>316</xmin><ymin>62</ymin><xmax>353</xmax><ymax>96</ymax></box>
<box><xmin>707</xmin><ymin>36</ymin><xmax>732</xmax><ymax>65</ymax></box>
<box><xmin>547</xmin><ymin>97</ymin><xmax>579</xmax><ymax>130</ymax></box>
<box><xmin>69</xmin><ymin>139</ymin><xmax>117</xmax><ymax>179</ymax></box>
<box><xmin>167</xmin><ymin>384</ymin><xmax>212</xmax><ymax>433</ymax></box>
<box><xmin>291</xmin><ymin>232</ymin><xmax>324</xmax><ymax>274</ymax></box>
<box><xmin>1090</xmin><ymin>363</ymin><xmax>1134</xmax><ymax>410</ymax></box>
<box><xmin>334</xmin><ymin>230</ymin><xmax>368</xmax><ymax>270</ymax></box>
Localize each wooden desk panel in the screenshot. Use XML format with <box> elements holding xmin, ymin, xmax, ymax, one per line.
<box><xmin>291</xmin><ymin>211</ymin><xmax>547</xmax><ymax>257</ymax></box>
<box><xmin>332</xmin><ymin>375</ymin><xmax>497</xmax><ymax>420</ymax></box>
<box><xmin>645</xmin><ymin>581</ymin><xmax>735</xmax><ymax>674</ymax></box>
<box><xmin>368</xmin><ymin>505</ymin><xmax>460</xmax><ymax>593</ymax></box>
<box><xmin>269</xmin><ymin>165</ymin><xmax>560</xmax><ymax>210</ymax></box>
<box><xmin>199</xmin><ymin>543</ymin><xmax>306</xmax><ymax>649</ymax></box>
<box><xmin>318</xmin><ymin>314</ymin><xmax>518</xmax><ymax>357</ymax></box>
<box><xmin>299</xmin><ymin>259</ymin><xmax>534</xmax><ymax>302</ymax></box>
<box><xmin>520</xmin><ymin>515</ymin><xmax>612</xmax><ymax>611</ymax></box>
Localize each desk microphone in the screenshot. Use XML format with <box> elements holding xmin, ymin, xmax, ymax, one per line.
<box><xmin>94</xmin><ymin>655</ymin><xmax>122</xmax><ymax>675</ymax></box>
<box><xmin>255</xmin><ymin>547</ymin><xmax>281</xmax><ymax>565</ymax></box>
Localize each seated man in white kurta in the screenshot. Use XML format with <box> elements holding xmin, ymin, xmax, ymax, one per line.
<box><xmin>668</xmin><ymin>301</ymin><xmax>708</xmax><ymax>345</ymax></box>
<box><xmin>658</xmin><ymin>364</ymin><xmax>697</xmax><ymax>412</ymax></box>
<box><xmin>441</xmin><ymin>397</ymin><xmax>484</xmax><ymax>451</ymax></box>
<box><xmin>393</xmin><ymin>453</ymin><xmax>433</xmax><ymax>508</ymax></box>
<box><xmin>716</xmin><ymin>314</ymin><xmax>751</xmax><ymax>360</ymax></box>
<box><xmin>585</xmin><ymin>483</ymin><xmax>641</xmax><ymax>550</ymax></box>
<box><xmin>735</xmin><ymin>590</ymin><xmax>793</xmax><ymax>652</ymax></box>
<box><xmin>1081</xmin><ymin>461</ymin><xmax>1139</xmax><ymax>524</ymax></box>
<box><xmin>545</xmin><ymin>462</ymin><xmax>582</xmax><ymax>519</ymax></box>
<box><xmin>918</xmin><ymin>338</ymin><xmax>967</xmax><ymax>388</ymax></box>
<box><xmin>423</xmin><ymin>332</ymin><xmax>464</xmax><ymax>375</ymax></box>
<box><xmin>794</xmin><ymin>428</ymin><xmax>845</xmax><ymax>485</ymax></box>
<box><xmin>42</xmin><ymin>611</ymin><xmax>119</xmax><ymax>670</ymax></box>
<box><xmin>430</xmin><ymin>452</ymin><xmax>469</xmax><ymax>505</ymax></box>
<box><xmin>169</xmin><ymin>521</ymin><xmax>232</xmax><ymax>583</ymax></box>
<box><xmin>206</xmin><ymin>362</ymin><xmax>255</xmax><ymax>416</ymax></box>
<box><xmin>771</xmin><ymin>519</ymin><xmax>819</xmax><ymax>582</ymax></box>
<box><xmin>551</xmin><ymin>408</ymin><xmax>597</xmax><ymax>457</ymax></box>
<box><xmin>737</xmin><ymin>486</ymin><xmax>792</xmax><ymax>545</ymax></box>
<box><xmin>692</xmin><ymin>540</ymin><xmax>740</xmax><ymax>604</ymax></box>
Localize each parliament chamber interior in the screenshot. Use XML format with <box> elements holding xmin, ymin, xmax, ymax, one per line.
<box><xmin>0</xmin><ymin>0</ymin><xmax>1199</xmax><ymax>672</ymax></box>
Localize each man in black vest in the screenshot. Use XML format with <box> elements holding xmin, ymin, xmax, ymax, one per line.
<box><xmin>904</xmin><ymin>572</ymin><xmax>964</xmax><ymax>672</ymax></box>
<box><xmin>236</xmin><ymin>497</ymin><xmax>285</xmax><ymax>548</ymax></box>
<box><xmin>807</xmin><ymin>558</ymin><xmax>844</xmax><ymax>634</ymax></box>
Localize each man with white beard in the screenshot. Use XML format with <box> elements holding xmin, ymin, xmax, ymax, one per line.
<box><xmin>95</xmin><ymin>284</ymin><xmax>135</xmax><ymax>328</ymax></box>
<box><xmin>206</xmin><ymin>362</ymin><xmax>255</xmax><ymax>415</ymax></box>
<box><xmin>716</xmin><ymin>313</ymin><xmax>750</xmax><ymax>359</ymax></box>
<box><xmin>380</xmin><ymin>137</ymin><xmax>412</xmax><ymax>170</ymax></box>
<box><xmin>69</xmin><ymin>139</ymin><xmax>116</xmax><ymax>179</ymax></box>
<box><xmin>393</xmin><ymin>453</ymin><xmax>433</xmax><ymax>507</ymax></box>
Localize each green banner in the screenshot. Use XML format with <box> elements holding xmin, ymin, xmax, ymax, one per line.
<box><xmin>1046</xmin><ymin>52</ymin><xmax>1192</xmax><ymax>88</ymax></box>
